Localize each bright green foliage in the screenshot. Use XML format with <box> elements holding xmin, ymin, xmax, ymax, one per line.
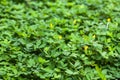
<box><xmin>0</xmin><ymin>0</ymin><xmax>120</xmax><ymax>80</ymax></box>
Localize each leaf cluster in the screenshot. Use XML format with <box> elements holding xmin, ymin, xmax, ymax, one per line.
<box><xmin>0</xmin><ymin>0</ymin><xmax>120</xmax><ymax>80</ymax></box>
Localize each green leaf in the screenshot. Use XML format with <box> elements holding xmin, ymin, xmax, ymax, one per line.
<box><xmin>38</xmin><ymin>57</ymin><xmax>46</xmax><ymax>64</ymax></box>
<box><xmin>65</xmin><ymin>69</ymin><xmax>73</xmax><ymax>75</ymax></box>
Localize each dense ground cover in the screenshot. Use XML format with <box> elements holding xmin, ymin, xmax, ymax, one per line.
<box><xmin>0</xmin><ymin>0</ymin><xmax>120</xmax><ymax>80</ymax></box>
